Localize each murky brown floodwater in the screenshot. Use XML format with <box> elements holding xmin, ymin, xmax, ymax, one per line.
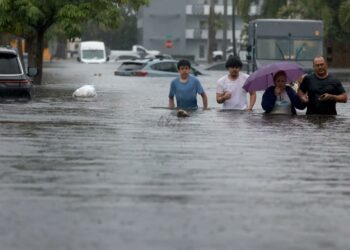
<box><xmin>1</xmin><ymin>60</ymin><xmax>350</xmax><ymax>250</ymax></box>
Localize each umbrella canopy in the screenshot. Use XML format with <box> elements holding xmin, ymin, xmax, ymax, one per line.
<box><xmin>243</xmin><ymin>62</ymin><xmax>305</xmax><ymax>92</ymax></box>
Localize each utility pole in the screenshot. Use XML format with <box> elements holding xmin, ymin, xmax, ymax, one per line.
<box><xmin>231</xmin><ymin>0</ymin><xmax>237</xmax><ymax>57</ymax></box>
<box><xmin>223</xmin><ymin>0</ymin><xmax>228</xmax><ymax>60</ymax></box>
<box><xmin>207</xmin><ymin>0</ymin><xmax>215</xmax><ymax>63</ymax></box>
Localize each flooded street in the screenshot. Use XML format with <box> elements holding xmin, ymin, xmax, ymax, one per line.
<box><xmin>1</xmin><ymin>60</ymin><xmax>350</xmax><ymax>250</ymax></box>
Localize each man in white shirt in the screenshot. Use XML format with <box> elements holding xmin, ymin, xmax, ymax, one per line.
<box><xmin>216</xmin><ymin>56</ymin><xmax>256</xmax><ymax>110</ymax></box>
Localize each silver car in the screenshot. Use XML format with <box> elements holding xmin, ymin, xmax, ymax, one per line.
<box><xmin>114</xmin><ymin>58</ymin><xmax>203</xmax><ymax>77</ymax></box>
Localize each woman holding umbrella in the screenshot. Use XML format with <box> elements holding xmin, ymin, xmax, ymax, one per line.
<box><xmin>261</xmin><ymin>70</ymin><xmax>305</xmax><ymax>114</ymax></box>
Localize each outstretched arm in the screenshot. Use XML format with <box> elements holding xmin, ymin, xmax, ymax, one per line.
<box><xmin>319</xmin><ymin>92</ymin><xmax>347</xmax><ymax>103</ymax></box>
<box><xmin>297</xmin><ymin>89</ymin><xmax>309</xmax><ymax>103</ymax></box>
<box><xmin>201</xmin><ymin>92</ymin><xmax>208</xmax><ymax>109</ymax></box>
<box><xmin>169</xmin><ymin>97</ymin><xmax>175</xmax><ymax>109</ymax></box>
<box><xmin>247</xmin><ymin>91</ymin><xmax>256</xmax><ymax>111</ymax></box>
<box><xmin>286</xmin><ymin>87</ymin><xmax>306</xmax><ymax>110</ymax></box>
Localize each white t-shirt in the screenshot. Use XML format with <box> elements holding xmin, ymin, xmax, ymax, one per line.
<box><xmin>216</xmin><ymin>73</ymin><xmax>249</xmax><ymax>110</ymax></box>
<box><xmin>270</xmin><ymin>91</ymin><xmax>292</xmax><ymax>114</ymax></box>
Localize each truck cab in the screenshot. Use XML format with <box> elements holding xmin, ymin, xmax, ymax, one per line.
<box><xmin>246</xmin><ymin>19</ymin><xmax>324</xmax><ymax>73</ymax></box>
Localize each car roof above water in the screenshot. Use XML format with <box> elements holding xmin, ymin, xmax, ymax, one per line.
<box><xmin>0</xmin><ymin>47</ymin><xmax>18</xmax><ymax>55</ymax></box>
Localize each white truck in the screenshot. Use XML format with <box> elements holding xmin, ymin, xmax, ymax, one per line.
<box><xmin>77</xmin><ymin>41</ymin><xmax>109</xmax><ymax>63</ymax></box>
<box><xmin>110</xmin><ymin>45</ymin><xmax>161</xmax><ymax>60</ymax></box>
<box><xmin>212</xmin><ymin>46</ymin><xmax>247</xmax><ymax>62</ymax></box>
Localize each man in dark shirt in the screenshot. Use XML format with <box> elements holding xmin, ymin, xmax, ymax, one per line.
<box><xmin>298</xmin><ymin>56</ymin><xmax>347</xmax><ymax>115</ymax></box>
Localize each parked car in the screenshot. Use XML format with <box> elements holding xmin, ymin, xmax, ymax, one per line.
<box><xmin>0</xmin><ymin>47</ymin><xmax>38</xmax><ymax>99</ymax></box>
<box><xmin>114</xmin><ymin>58</ymin><xmax>203</xmax><ymax>77</ymax></box>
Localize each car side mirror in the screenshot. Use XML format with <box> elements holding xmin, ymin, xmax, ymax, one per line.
<box><xmin>27</xmin><ymin>67</ymin><xmax>38</xmax><ymax>77</ymax></box>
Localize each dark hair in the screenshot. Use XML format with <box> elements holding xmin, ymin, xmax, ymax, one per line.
<box><xmin>177</xmin><ymin>59</ymin><xmax>191</xmax><ymax>69</ymax></box>
<box><xmin>273</xmin><ymin>70</ymin><xmax>287</xmax><ymax>81</ymax></box>
<box><xmin>225</xmin><ymin>56</ymin><xmax>243</xmax><ymax>69</ymax></box>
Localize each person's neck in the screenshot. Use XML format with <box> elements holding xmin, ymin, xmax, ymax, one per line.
<box><xmin>315</xmin><ymin>72</ymin><xmax>328</xmax><ymax>79</ymax></box>
<box><xmin>228</xmin><ymin>74</ymin><xmax>238</xmax><ymax>81</ymax></box>
<box><xmin>180</xmin><ymin>76</ymin><xmax>189</xmax><ymax>82</ymax></box>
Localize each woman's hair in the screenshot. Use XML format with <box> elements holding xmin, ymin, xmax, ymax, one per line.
<box><xmin>273</xmin><ymin>70</ymin><xmax>287</xmax><ymax>82</ymax></box>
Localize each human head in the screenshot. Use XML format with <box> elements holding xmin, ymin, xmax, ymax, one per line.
<box><xmin>225</xmin><ymin>56</ymin><xmax>242</xmax><ymax>79</ymax></box>
<box><xmin>177</xmin><ymin>59</ymin><xmax>191</xmax><ymax>80</ymax></box>
<box><xmin>225</xmin><ymin>55</ymin><xmax>243</xmax><ymax>69</ymax></box>
<box><xmin>313</xmin><ymin>56</ymin><xmax>328</xmax><ymax>78</ymax></box>
<box><xmin>177</xmin><ymin>59</ymin><xmax>191</xmax><ymax>70</ymax></box>
<box><xmin>273</xmin><ymin>70</ymin><xmax>287</xmax><ymax>89</ymax></box>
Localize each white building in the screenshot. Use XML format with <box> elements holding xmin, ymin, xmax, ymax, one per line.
<box><xmin>137</xmin><ymin>0</ymin><xmax>245</xmax><ymax>61</ymax></box>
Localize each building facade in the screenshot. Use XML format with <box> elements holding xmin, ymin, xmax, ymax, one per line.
<box><xmin>137</xmin><ymin>0</ymin><xmax>244</xmax><ymax>61</ymax></box>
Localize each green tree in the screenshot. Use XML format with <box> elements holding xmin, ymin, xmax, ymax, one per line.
<box><xmin>276</xmin><ymin>0</ymin><xmax>350</xmax><ymax>41</ymax></box>
<box><xmin>0</xmin><ymin>0</ymin><xmax>148</xmax><ymax>84</ymax></box>
<box><xmin>81</xmin><ymin>7</ymin><xmax>138</xmax><ymax>50</ymax></box>
<box><xmin>338</xmin><ymin>1</ymin><xmax>350</xmax><ymax>33</ymax></box>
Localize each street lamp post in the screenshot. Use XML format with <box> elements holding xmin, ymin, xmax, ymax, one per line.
<box><xmin>231</xmin><ymin>0</ymin><xmax>237</xmax><ymax>57</ymax></box>
<box><xmin>223</xmin><ymin>0</ymin><xmax>228</xmax><ymax>60</ymax></box>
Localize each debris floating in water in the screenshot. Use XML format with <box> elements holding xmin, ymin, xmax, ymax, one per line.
<box><xmin>177</xmin><ymin>109</ymin><xmax>189</xmax><ymax>118</ymax></box>
<box><xmin>72</xmin><ymin>85</ymin><xmax>97</xmax><ymax>97</ymax></box>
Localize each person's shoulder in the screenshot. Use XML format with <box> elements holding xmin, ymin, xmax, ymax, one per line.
<box><xmin>301</xmin><ymin>73</ymin><xmax>314</xmax><ymax>83</ymax></box>
<box><xmin>189</xmin><ymin>74</ymin><xmax>200</xmax><ymax>82</ymax></box>
<box><xmin>264</xmin><ymin>86</ymin><xmax>275</xmax><ymax>93</ymax></box>
<box><xmin>240</xmin><ymin>72</ymin><xmax>249</xmax><ymax>79</ymax></box>
<box><xmin>171</xmin><ymin>77</ymin><xmax>180</xmax><ymax>84</ymax></box>
<box><xmin>326</xmin><ymin>74</ymin><xmax>341</xmax><ymax>82</ymax></box>
<box><xmin>217</xmin><ymin>74</ymin><xmax>228</xmax><ymax>83</ymax></box>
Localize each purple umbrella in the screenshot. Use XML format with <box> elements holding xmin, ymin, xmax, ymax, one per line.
<box><xmin>243</xmin><ymin>62</ymin><xmax>305</xmax><ymax>92</ymax></box>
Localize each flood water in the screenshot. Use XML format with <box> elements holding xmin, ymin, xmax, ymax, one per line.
<box><xmin>1</xmin><ymin>60</ymin><xmax>350</xmax><ymax>250</ymax></box>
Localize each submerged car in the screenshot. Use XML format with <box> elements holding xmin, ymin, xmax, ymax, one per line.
<box><xmin>114</xmin><ymin>58</ymin><xmax>203</xmax><ymax>77</ymax></box>
<box><xmin>0</xmin><ymin>47</ymin><xmax>38</xmax><ymax>99</ymax></box>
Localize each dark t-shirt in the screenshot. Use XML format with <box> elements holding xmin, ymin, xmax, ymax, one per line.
<box><xmin>299</xmin><ymin>73</ymin><xmax>346</xmax><ymax>115</ymax></box>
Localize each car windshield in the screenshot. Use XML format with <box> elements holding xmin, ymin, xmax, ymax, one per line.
<box><xmin>150</xmin><ymin>62</ymin><xmax>177</xmax><ymax>72</ymax></box>
<box><xmin>256</xmin><ymin>38</ymin><xmax>322</xmax><ymax>60</ymax></box>
<box><xmin>0</xmin><ymin>53</ymin><xmax>22</xmax><ymax>74</ymax></box>
<box><xmin>118</xmin><ymin>62</ymin><xmax>144</xmax><ymax>71</ymax></box>
<box><xmin>82</xmin><ymin>50</ymin><xmax>104</xmax><ymax>59</ymax></box>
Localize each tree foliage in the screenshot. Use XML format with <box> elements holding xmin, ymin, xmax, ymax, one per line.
<box><xmin>0</xmin><ymin>0</ymin><xmax>149</xmax><ymax>84</ymax></box>
<box><xmin>235</xmin><ymin>0</ymin><xmax>350</xmax><ymax>42</ymax></box>
<box><xmin>338</xmin><ymin>1</ymin><xmax>350</xmax><ymax>33</ymax></box>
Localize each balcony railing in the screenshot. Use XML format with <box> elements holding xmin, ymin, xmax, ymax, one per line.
<box><xmin>186</xmin><ymin>29</ymin><xmax>234</xmax><ymax>40</ymax></box>
<box><xmin>186</xmin><ymin>4</ymin><xmax>234</xmax><ymax>15</ymax></box>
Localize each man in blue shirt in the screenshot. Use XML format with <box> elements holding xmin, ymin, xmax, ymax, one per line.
<box><xmin>168</xmin><ymin>59</ymin><xmax>208</xmax><ymax>111</ymax></box>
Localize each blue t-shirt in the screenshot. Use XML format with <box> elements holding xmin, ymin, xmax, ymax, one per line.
<box><xmin>168</xmin><ymin>75</ymin><xmax>205</xmax><ymax>109</ymax></box>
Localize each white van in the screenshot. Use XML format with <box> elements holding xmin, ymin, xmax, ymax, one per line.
<box><xmin>78</xmin><ymin>41</ymin><xmax>109</xmax><ymax>63</ymax></box>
